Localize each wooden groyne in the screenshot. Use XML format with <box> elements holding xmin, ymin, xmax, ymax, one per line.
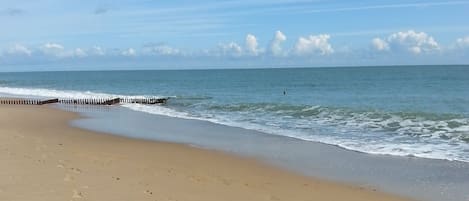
<box><xmin>0</xmin><ymin>98</ymin><xmax>59</xmax><ymax>105</ymax></box>
<box><xmin>0</xmin><ymin>97</ymin><xmax>168</xmax><ymax>105</ymax></box>
<box><xmin>120</xmin><ymin>98</ymin><xmax>168</xmax><ymax>104</ymax></box>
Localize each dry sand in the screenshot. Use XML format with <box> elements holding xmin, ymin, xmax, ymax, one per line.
<box><xmin>0</xmin><ymin>105</ymin><xmax>414</xmax><ymax>201</ymax></box>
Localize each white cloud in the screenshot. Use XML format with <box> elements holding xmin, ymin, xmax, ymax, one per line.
<box><xmin>74</xmin><ymin>48</ymin><xmax>87</xmax><ymax>57</ymax></box>
<box><xmin>269</xmin><ymin>30</ymin><xmax>287</xmax><ymax>56</ymax></box>
<box><xmin>215</xmin><ymin>34</ymin><xmax>262</xmax><ymax>57</ymax></box>
<box><xmin>245</xmin><ymin>34</ymin><xmax>260</xmax><ymax>56</ymax></box>
<box><xmin>122</xmin><ymin>48</ymin><xmax>136</xmax><ymax>56</ymax></box>
<box><xmin>142</xmin><ymin>43</ymin><xmax>180</xmax><ymax>56</ymax></box>
<box><xmin>40</xmin><ymin>43</ymin><xmax>65</xmax><ymax>57</ymax></box>
<box><xmin>294</xmin><ymin>34</ymin><xmax>333</xmax><ymax>56</ymax></box>
<box><xmin>43</xmin><ymin>43</ymin><xmax>64</xmax><ymax>50</ymax></box>
<box><xmin>40</xmin><ymin>43</ymin><xmax>98</xmax><ymax>58</ymax></box>
<box><xmin>373</xmin><ymin>30</ymin><xmax>439</xmax><ymax>54</ymax></box>
<box><xmin>1</xmin><ymin>31</ymin><xmax>462</xmax><ymax>66</ymax></box>
<box><xmin>6</xmin><ymin>44</ymin><xmax>32</xmax><ymax>56</ymax></box>
<box><xmin>408</xmin><ymin>46</ymin><xmax>421</xmax><ymax>54</ymax></box>
<box><xmin>372</xmin><ymin>38</ymin><xmax>389</xmax><ymax>51</ymax></box>
<box><xmin>90</xmin><ymin>46</ymin><xmax>105</xmax><ymax>56</ymax></box>
<box><xmin>217</xmin><ymin>42</ymin><xmax>243</xmax><ymax>57</ymax></box>
<box><xmin>456</xmin><ymin>36</ymin><xmax>469</xmax><ymax>48</ymax></box>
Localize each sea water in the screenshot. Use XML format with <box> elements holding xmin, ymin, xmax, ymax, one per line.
<box><xmin>0</xmin><ymin>65</ymin><xmax>468</xmax><ymax>162</ymax></box>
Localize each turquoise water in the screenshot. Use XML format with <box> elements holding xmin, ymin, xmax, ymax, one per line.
<box><xmin>1</xmin><ymin>65</ymin><xmax>468</xmax><ymax>162</ymax></box>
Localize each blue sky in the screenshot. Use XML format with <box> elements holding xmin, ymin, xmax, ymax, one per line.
<box><xmin>1</xmin><ymin>0</ymin><xmax>469</xmax><ymax>71</ymax></box>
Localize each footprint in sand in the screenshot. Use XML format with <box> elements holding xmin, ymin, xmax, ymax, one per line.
<box><xmin>166</xmin><ymin>168</ymin><xmax>174</xmax><ymax>175</ymax></box>
<box><xmin>72</xmin><ymin>189</ymin><xmax>84</xmax><ymax>199</ymax></box>
<box><xmin>144</xmin><ymin>189</ymin><xmax>153</xmax><ymax>195</ymax></box>
<box><xmin>69</xmin><ymin>167</ymin><xmax>82</xmax><ymax>174</ymax></box>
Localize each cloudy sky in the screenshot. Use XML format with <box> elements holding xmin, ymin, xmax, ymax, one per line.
<box><xmin>1</xmin><ymin>0</ymin><xmax>469</xmax><ymax>71</ymax></box>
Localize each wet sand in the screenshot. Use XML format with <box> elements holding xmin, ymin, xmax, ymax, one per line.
<box><xmin>0</xmin><ymin>105</ymin><xmax>412</xmax><ymax>201</ymax></box>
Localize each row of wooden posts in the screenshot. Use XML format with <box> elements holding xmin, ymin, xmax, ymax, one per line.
<box><xmin>0</xmin><ymin>99</ymin><xmax>51</xmax><ymax>105</ymax></box>
<box><xmin>0</xmin><ymin>98</ymin><xmax>168</xmax><ymax>105</ymax></box>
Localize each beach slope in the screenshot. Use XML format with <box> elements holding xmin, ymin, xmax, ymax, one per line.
<box><xmin>0</xmin><ymin>105</ymin><xmax>412</xmax><ymax>201</ymax></box>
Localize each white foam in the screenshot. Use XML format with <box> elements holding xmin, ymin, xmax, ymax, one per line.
<box><xmin>121</xmin><ymin>102</ymin><xmax>469</xmax><ymax>162</ymax></box>
<box><xmin>121</xmin><ymin>104</ymin><xmax>198</xmax><ymax>121</ymax></box>
<box><xmin>0</xmin><ymin>86</ymin><xmax>158</xmax><ymax>99</ymax></box>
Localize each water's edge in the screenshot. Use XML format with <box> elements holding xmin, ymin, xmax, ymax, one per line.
<box><xmin>62</xmin><ymin>104</ymin><xmax>469</xmax><ymax>201</ymax></box>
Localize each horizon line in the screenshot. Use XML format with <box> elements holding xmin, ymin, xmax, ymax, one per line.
<box><xmin>1</xmin><ymin>64</ymin><xmax>469</xmax><ymax>73</ymax></box>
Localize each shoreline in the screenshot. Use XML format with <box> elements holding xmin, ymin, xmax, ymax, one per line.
<box><xmin>68</xmin><ymin>104</ymin><xmax>469</xmax><ymax>201</ymax></box>
<box><xmin>0</xmin><ymin>104</ymin><xmax>413</xmax><ymax>201</ymax></box>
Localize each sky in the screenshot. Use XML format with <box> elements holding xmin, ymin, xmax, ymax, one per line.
<box><xmin>1</xmin><ymin>0</ymin><xmax>469</xmax><ymax>71</ymax></box>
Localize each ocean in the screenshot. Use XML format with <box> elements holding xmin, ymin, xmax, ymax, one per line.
<box><xmin>1</xmin><ymin>65</ymin><xmax>468</xmax><ymax>162</ymax></box>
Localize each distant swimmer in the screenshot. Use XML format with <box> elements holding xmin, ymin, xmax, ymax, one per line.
<box><xmin>283</xmin><ymin>90</ymin><xmax>286</xmax><ymax>95</ymax></box>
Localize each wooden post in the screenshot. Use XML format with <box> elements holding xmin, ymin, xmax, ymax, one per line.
<box><xmin>39</xmin><ymin>98</ymin><xmax>59</xmax><ymax>105</ymax></box>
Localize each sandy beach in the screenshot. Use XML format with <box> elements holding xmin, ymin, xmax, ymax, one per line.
<box><xmin>0</xmin><ymin>105</ymin><xmax>413</xmax><ymax>201</ymax></box>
